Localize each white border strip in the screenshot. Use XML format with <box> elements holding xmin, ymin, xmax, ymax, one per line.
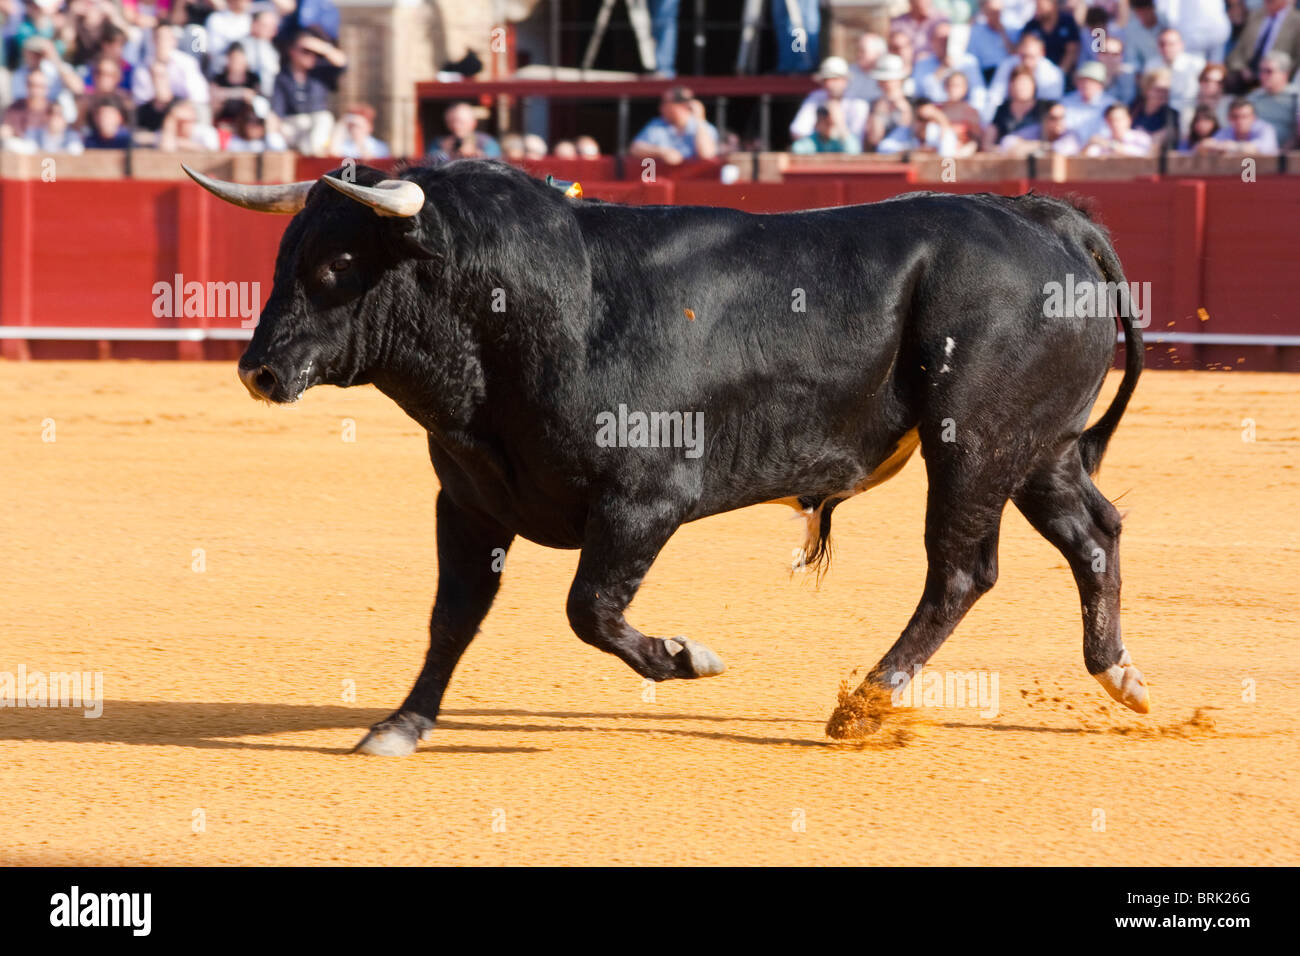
<box><xmin>1123</xmin><ymin>332</ymin><xmax>1300</xmax><ymax>346</ymax></box>
<box><xmin>0</xmin><ymin>327</ymin><xmax>254</xmax><ymax>341</ymax></box>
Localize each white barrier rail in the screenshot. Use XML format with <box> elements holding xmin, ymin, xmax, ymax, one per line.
<box><xmin>0</xmin><ymin>327</ymin><xmax>253</xmax><ymax>341</ymax></box>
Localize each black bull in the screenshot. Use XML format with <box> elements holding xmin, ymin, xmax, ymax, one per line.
<box><xmin>185</xmin><ymin>160</ymin><xmax>1147</xmax><ymax>756</ymax></box>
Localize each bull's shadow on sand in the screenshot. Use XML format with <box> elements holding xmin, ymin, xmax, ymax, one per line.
<box><xmin>0</xmin><ymin>701</ymin><xmax>828</xmax><ymax>755</ymax></box>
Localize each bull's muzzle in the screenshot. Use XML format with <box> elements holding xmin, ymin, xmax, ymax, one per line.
<box><xmin>238</xmin><ymin>363</ymin><xmax>280</xmax><ymax>402</ymax></box>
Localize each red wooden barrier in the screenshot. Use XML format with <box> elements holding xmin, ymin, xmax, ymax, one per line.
<box><xmin>0</xmin><ymin>175</ymin><xmax>1295</xmax><ymax>369</ymax></box>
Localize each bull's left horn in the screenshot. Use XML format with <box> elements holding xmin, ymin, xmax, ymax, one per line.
<box><xmin>322</xmin><ymin>176</ymin><xmax>426</xmax><ymax>218</ymax></box>
<box><xmin>181</xmin><ymin>164</ymin><xmax>314</xmax><ymax>214</ymax></box>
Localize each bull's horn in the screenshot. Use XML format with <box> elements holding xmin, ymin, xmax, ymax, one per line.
<box><xmin>182</xmin><ymin>164</ymin><xmax>314</xmax><ymax>214</ymax></box>
<box><xmin>322</xmin><ymin>175</ymin><xmax>426</xmax><ymax>218</ymax></box>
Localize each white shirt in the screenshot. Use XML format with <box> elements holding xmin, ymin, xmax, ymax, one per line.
<box><xmin>1163</xmin><ymin>51</ymin><xmax>1206</xmax><ymax>115</ymax></box>
<box><xmin>1157</xmin><ymin>0</ymin><xmax>1231</xmax><ymax>56</ymax></box>
<box><xmin>205</xmin><ymin>11</ymin><xmax>254</xmax><ymax>64</ymax></box>
<box><xmin>789</xmin><ymin>89</ymin><xmax>872</xmax><ymax>142</ymax></box>
<box><xmin>131</xmin><ymin>51</ymin><xmax>211</xmax><ymax>105</ymax></box>
<box><xmin>845</xmin><ymin>65</ymin><xmax>880</xmax><ymax>104</ymax></box>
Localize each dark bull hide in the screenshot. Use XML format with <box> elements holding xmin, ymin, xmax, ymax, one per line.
<box><xmin>185</xmin><ymin>160</ymin><xmax>1147</xmax><ymax>756</ymax></box>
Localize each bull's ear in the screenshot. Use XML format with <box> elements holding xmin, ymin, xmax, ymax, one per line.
<box><xmin>402</xmin><ymin>231</ymin><xmax>440</xmax><ymax>261</ymax></box>
<box><xmin>390</xmin><ymin>220</ymin><xmax>440</xmax><ymax>261</ymax></box>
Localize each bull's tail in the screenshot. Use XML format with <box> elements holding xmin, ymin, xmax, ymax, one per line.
<box><xmin>1078</xmin><ymin>232</ymin><xmax>1143</xmax><ymax>476</ymax></box>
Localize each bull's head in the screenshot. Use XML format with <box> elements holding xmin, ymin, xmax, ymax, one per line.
<box><xmin>183</xmin><ymin>164</ymin><xmax>435</xmax><ymax>404</ymax></box>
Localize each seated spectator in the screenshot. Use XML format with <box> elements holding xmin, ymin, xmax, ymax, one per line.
<box><xmin>12</xmin><ymin>34</ymin><xmax>84</xmax><ymax>113</ymax></box>
<box><xmin>791</xmin><ymin>104</ymin><xmax>862</xmax><ymax>153</ymax></box>
<box><xmin>914</xmin><ymin>20</ymin><xmax>989</xmax><ymax>116</ymax></box>
<box><xmin>1225</xmin><ymin>0</ymin><xmax>1300</xmax><ymax>94</ymax></box>
<box><xmin>937</xmin><ymin>70</ymin><xmax>985</xmax><ymax>150</ymax></box>
<box><xmin>1022</xmin><ymin>0</ymin><xmax>1082</xmax><ymax>76</ymax></box>
<box><xmin>1077</xmin><ymin>6</ymin><xmax>1111</xmax><ymax>66</ymax></box>
<box><xmin>886</xmin><ymin>29</ymin><xmax>918</xmax><ymax>95</ymax></box>
<box><xmin>499</xmin><ymin>132</ymin><xmax>525</xmax><ymax>161</ymax></box>
<box><xmin>0</xmin><ymin>69</ymin><xmax>64</xmax><ymax>145</ymax></box>
<box><xmin>212</xmin><ymin>42</ymin><xmax>264</xmax><ymax>110</ymax></box>
<box><xmin>522</xmin><ymin>133</ymin><xmax>547</xmax><ymax>159</ymax></box>
<box><xmin>131</xmin><ymin>23</ymin><xmax>209</xmax><ymax>115</ymax></box>
<box><xmin>987</xmin><ymin>33</ymin><xmax>1065</xmax><ymax>119</ymax></box>
<box><xmin>629</xmin><ymin>86</ymin><xmax>718</xmax><ymax>165</ymax></box>
<box><xmin>429</xmin><ymin>101</ymin><xmax>501</xmax><ymax>160</ymax></box>
<box><xmin>985</xmin><ymin>64</ymin><xmax>1045</xmax><ymax>148</ymax></box>
<box><xmin>890</xmin><ymin>0</ymin><xmax>949</xmax><ymax>54</ymax></box>
<box><xmin>134</xmin><ymin>60</ymin><xmax>176</xmax><ymax>137</ymax></box>
<box><xmin>35</xmin><ymin>100</ymin><xmax>84</xmax><ymax>153</ymax></box>
<box><xmin>1155</xmin><ymin>28</ymin><xmax>1205</xmax><ymax>117</ymax></box>
<box><xmin>789</xmin><ymin>56</ymin><xmax>870</xmax><ymax>145</ymax></box>
<box><xmin>1097</xmin><ymin>34</ymin><xmax>1138</xmax><ymax>106</ymax></box>
<box><xmin>270</xmin><ymin>29</ymin><xmax>343</xmax><ymax>155</ymax></box>
<box><xmin>551</xmin><ymin>139</ymin><xmax>578</xmax><ymax>159</ymax></box>
<box><xmin>206</xmin><ymin>0</ymin><xmax>254</xmax><ymax>68</ymax></box>
<box><xmin>83</xmin><ymin>95</ymin><xmax>132</xmax><ymax>148</ymax></box>
<box><xmin>243</xmin><ymin>6</ymin><xmax>282</xmax><ymax>98</ymax></box>
<box><xmin>328</xmin><ymin>101</ymin><xmax>389</xmax><ymax>158</ymax></box>
<box><xmin>846</xmin><ymin>32</ymin><xmax>886</xmax><ymax>102</ymax></box>
<box><xmin>85</xmin><ymin>54</ymin><xmax>130</xmax><ymax>103</ymax></box>
<box><xmin>1179</xmin><ymin>103</ymin><xmax>1221</xmax><ymax>149</ymax></box>
<box><xmin>1130</xmin><ymin>67</ymin><xmax>1179</xmax><ymax>147</ymax></box>
<box><xmin>1197</xmin><ymin>96</ymin><xmax>1279</xmax><ymax>152</ymax></box>
<box><xmin>1192</xmin><ymin>62</ymin><xmax>1231</xmax><ymax>134</ymax></box>
<box><xmin>1118</xmin><ymin>0</ymin><xmax>1167</xmax><ymax>78</ymax></box>
<box><xmin>999</xmin><ymin>99</ymin><xmax>1083</xmax><ymax>154</ymax></box>
<box><xmin>223</xmin><ymin>99</ymin><xmax>286</xmax><ymax>151</ymax></box>
<box><xmin>158</xmin><ymin>98</ymin><xmax>219</xmax><ymax>150</ymax></box>
<box><xmin>863</xmin><ymin>54</ymin><xmax>914</xmax><ymax>150</ymax></box>
<box><xmin>5</xmin><ymin>0</ymin><xmax>63</xmax><ymax>72</ymax></box>
<box><xmin>877</xmin><ymin>99</ymin><xmax>961</xmax><ymax>155</ymax></box>
<box><xmin>968</xmin><ymin>0</ymin><xmax>1020</xmax><ymax>83</ymax></box>
<box><xmin>79</xmin><ymin>26</ymin><xmax>133</xmax><ymax>92</ymax></box>
<box><xmin>1246</xmin><ymin>51</ymin><xmax>1298</xmax><ymax>148</ymax></box>
<box><xmin>1083</xmin><ymin>100</ymin><xmax>1154</xmax><ymax>154</ymax></box>
<box><xmin>575</xmin><ymin>134</ymin><xmax>601</xmax><ymax>158</ymax></box>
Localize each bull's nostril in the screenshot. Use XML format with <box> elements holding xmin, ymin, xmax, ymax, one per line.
<box><xmin>254</xmin><ymin>366</ymin><xmax>278</xmax><ymax>394</ymax></box>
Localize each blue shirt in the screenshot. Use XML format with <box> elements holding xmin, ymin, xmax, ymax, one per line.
<box><xmin>633</xmin><ymin>116</ymin><xmax>718</xmax><ymax>159</ymax></box>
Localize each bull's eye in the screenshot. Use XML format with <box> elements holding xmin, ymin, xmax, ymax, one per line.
<box><xmin>329</xmin><ymin>255</ymin><xmax>352</xmax><ymax>274</ymax></box>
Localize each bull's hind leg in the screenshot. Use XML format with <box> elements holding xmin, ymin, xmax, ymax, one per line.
<box><xmin>829</xmin><ymin>434</ymin><xmax>1014</xmax><ymax>736</ymax></box>
<box><xmin>1012</xmin><ymin>448</ymin><xmax>1149</xmax><ymax>713</ymax></box>
<box><xmin>565</xmin><ymin>504</ymin><xmax>726</xmax><ymax>680</ymax></box>
<box><xmin>355</xmin><ymin>491</ymin><xmax>515</xmax><ymax>756</ymax></box>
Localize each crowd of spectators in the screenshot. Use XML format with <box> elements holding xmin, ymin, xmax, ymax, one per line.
<box><xmin>773</xmin><ymin>0</ymin><xmax>1299</xmax><ymax>158</ymax></box>
<box><xmin>4</xmin><ymin>0</ymin><xmax>1294</xmax><ymax>163</ymax></box>
<box><xmin>0</xmin><ymin>0</ymin><xmax>391</xmax><ymax>157</ymax></box>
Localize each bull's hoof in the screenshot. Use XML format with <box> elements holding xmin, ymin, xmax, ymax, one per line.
<box><xmin>1094</xmin><ymin>650</ymin><xmax>1151</xmax><ymax>714</ymax></box>
<box><xmin>662</xmin><ymin>636</ymin><xmax>726</xmax><ymax>678</ymax></box>
<box><xmin>352</xmin><ymin>711</ymin><xmax>434</xmax><ymax>756</ymax></box>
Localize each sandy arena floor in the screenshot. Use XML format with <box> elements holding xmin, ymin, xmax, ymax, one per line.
<box><xmin>1</xmin><ymin>363</ymin><xmax>1297</xmax><ymax>865</ymax></box>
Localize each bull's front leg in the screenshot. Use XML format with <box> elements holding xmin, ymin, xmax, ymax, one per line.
<box><xmin>354</xmin><ymin>490</ymin><xmax>514</xmax><ymax>756</ymax></box>
<box><xmin>565</xmin><ymin>503</ymin><xmax>726</xmax><ymax>681</ymax></box>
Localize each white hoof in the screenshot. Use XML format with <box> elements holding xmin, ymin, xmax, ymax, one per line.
<box><xmin>663</xmin><ymin>636</ymin><xmax>726</xmax><ymax>677</ymax></box>
<box><xmin>353</xmin><ymin>726</ymin><xmax>420</xmax><ymax>756</ymax></box>
<box><xmin>1094</xmin><ymin>649</ymin><xmax>1150</xmax><ymax>714</ymax></box>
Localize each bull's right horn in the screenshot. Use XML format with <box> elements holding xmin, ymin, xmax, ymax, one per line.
<box><xmin>182</xmin><ymin>164</ymin><xmax>314</xmax><ymax>214</ymax></box>
<box><xmin>321</xmin><ymin>175</ymin><xmax>426</xmax><ymax>218</ymax></box>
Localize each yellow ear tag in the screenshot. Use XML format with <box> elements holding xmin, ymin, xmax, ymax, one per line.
<box><xmin>565</xmin><ymin>181</ymin><xmax>583</xmax><ymax>198</ymax></box>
